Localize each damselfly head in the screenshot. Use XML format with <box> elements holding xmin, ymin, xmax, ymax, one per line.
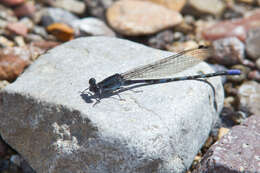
<box><xmin>89</xmin><ymin>78</ymin><xmax>98</xmax><ymax>93</ymax></box>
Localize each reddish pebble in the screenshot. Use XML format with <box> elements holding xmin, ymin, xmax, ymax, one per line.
<box><xmin>0</xmin><ymin>51</ymin><xmax>29</xmax><ymax>82</ymax></box>
<box><xmin>248</xmin><ymin>70</ymin><xmax>260</xmax><ymax>82</ymax></box>
<box><xmin>6</xmin><ymin>22</ymin><xmax>28</xmax><ymax>36</ymax></box>
<box><xmin>203</xmin><ymin>20</ymin><xmax>247</xmax><ymax>42</ymax></box>
<box><xmin>203</xmin><ymin>10</ymin><xmax>260</xmax><ymax>42</ymax></box>
<box><xmin>2</xmin><ymin>0</ymin><xmax>24</xmax><ymax>6</ymax></box>
<box><xmin>14</xmin><ymin>2</ymin><xmax>35</xmax><ymax>17</ymax></box>
<box><xmin>31</xmin><ymin>41</ymin><xmax>60</xmax><ymax>51</ymax></box>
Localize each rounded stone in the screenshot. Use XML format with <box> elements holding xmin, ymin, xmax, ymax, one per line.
<box><xmin>106</xmin><ymin>0</ymin><xmax>183</xmax><ymax>36</ymax></box>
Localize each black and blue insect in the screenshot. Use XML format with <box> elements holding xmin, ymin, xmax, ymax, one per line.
<box><xmin>85</xmin><ymin>47</ymin><xmax>241</xmax><ymax>99</ymax></box>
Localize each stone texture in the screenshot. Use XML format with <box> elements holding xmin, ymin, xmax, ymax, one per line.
<box><xmin>106</xmin><ymin>0</ymin><xmax>183</xmax><ymax>36</ymax></box>
<box><xmin>166</xmin><ymin>40</ymin><xmax>198</xmax><ymax>53</ymax></box>
<box><xmin>0</xmin><ymin>48</ymin><xmax>29</xmax><ymax>81</ymax></box>
<box><xmin>46</xmin><ymin>23</ymin><xmax>74</xmax><ymax>42</ymax></box>
<box><xmin>84</xmin><ymin>0</ymin><xmax>116</xmax><ymax>20</ymax></box>
<box><xmin>48</xmin><ymin>0</ymin><xmax>86</xmax><ymax>15</ymax></box>
<box><xmin>147</xmin><ymin>30</ymin><xmax>175</xmax><ymax>49</ymax></box>
<box><xmin>13</xmin><ymin>1</ymin><xmax>36</xmax><ymax>17</ymax></box>
<box><xmin>248</xmin><ymin>70</ymin><xmax>260</xmax><ymax>82</ymax></box>
<box><xmin>41</xmin><ymin>8</ymin><xmax>79</xmax><ymax>27</ymax></box>
<box><xmin>237</xmin><ymin>0</ymin><xmax>255</xmax><ymax>4</ymax></box>
<box><xmin>72</xmin><ymin>17</ymin><xmax>116</xmax><ymax>37</ymax></box>
<box><xmin>185</xmin><ymin>0</ymin><xmax>225</xmax><ymax>16</ymax></box>
<box><xmin>192</xmin><ymin>115</ymin><xmax>260</xmax><ymax>173</ymax></box>
<box><xmin>0</xmin><ymin>36</ymin><xmax>14</xmax><ymax>47</ymax></box>
<box><xmin>0</xmin><ymin>37</ymin><xmax>225</xmax><ymax>173</ymax></box>
<box><xmin>1</xmin><ymin>0</ymin><xmax>24</xmax><ymax>6</ymax></box>
<box><xmin>203</xmin><ymin>9</ymin><xmax>260</xmax><ymax>42</ymax></box>
<box><xmin>246</xmin><ymin>28</ymin><xmax>260</xmax><ymax>60</ymax></box>
<box><xmin>238</xmin><ymin>81</ymin><xmax>260</xmax><ymax>116</ymax></box>
<box><xmin>256</xmin><ymin>58</ymin><xmax>260</xmax><ymax>70</ymax></box>
<box><xmin>0</xmin><ymin>4</ymin><xmax>18</xmax><ymax>23</ymax></box>
<box><xmin>143</xmin><ymin>0</ymin><xmax>187</xmax><ymax>12</ymax></box>
<box><xmin>30</xmin><ymin>41</ymin><xmax>60</xmax><ymax>52</ymax></box>
<box><xmin>0</xmin><ymin>80</ymin><xmax>9</xmax><ymax>90</ymax></box>
<box><xmin>19</xmin><ymin>17</ymin><xmax>34</xmax><ymax>31</ymax></box>
<box><xmin>212</xmin><ymin>37</ymin><xmax>245</xmax><ymax>66</ymax></box>
<box><xmin>6</xmin><ymin>22</ymin><xmax>28</xmax><ymax>36</ymax></box>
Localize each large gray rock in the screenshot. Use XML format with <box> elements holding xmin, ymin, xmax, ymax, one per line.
<box><xmin>0</xmin><ymin>37</ymin><xmax>225</xmax><ymax>173</ymax></box>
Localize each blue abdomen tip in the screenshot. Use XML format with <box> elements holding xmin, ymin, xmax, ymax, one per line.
<box><xmin>227</xmin><ymin>69</ymin><xmax>241</xmax><ymax>75</ymax></box>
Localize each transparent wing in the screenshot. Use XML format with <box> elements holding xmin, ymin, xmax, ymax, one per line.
<box><xmin>121</xmin><ymin>47</ymin><xmax>213</xmax><ymax>80</ymax></box>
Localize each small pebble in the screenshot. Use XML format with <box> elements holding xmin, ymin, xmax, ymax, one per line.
<box><xmin>32</xmin><ymin>26</ymin><xmax>48</xmax><ymax>39</ymax></box>
<box><xmin>224</xmin><ymin>83</ymin><xmax>239</xmax><ymax>96</ymax></box>
<box><xmin>217</xmin><ymin>127</ymin><xmax>229</xmax><ymax>140</ymax></box>
<box><xmin>106</xmin><ymin>0</ymin><xmax>183</xmax><ymax>36</ymax></box>
<box><xmin>220</xmin><ymin>106</ymin><xmax>238</xmax><ymax>127</ymax></box>
<box><xmin>203</xmin><ymin>21</ymin><xmax>247</xmax><ymax>42</ymax></box>
<box><xmin>20</xmin><ymin>17</ymin><xmax>34</xmax><ymax>31</ymax></box>
<box><xmin>48</xmin><ymin>0</ymin><xmax>86</xmax><ymax>15</ymax></box>
<box><xmin>224</xmin><ymin>96</ymin><xmax>235</xmax><ymax>107</ymax></box>
<box><xmin>166</xmin><ymin>40</ymin><xmax>198</xmax><ymax>52</ymax></box>
<box><xmin>234</xmin><ymin>111</ymin><xmax>248</xmax><ymax>124</ymax></box>
<box><xmin>203</xmin><ymin>136</ymin><xmax>214</xmax><ymax>150</ymax></box>
<box><xmin>31</xmin><ymin>40</ymin><xmax>60</xmax><ymax>52</ymax></box>
<box><xmin>212</xmin><ymin>37</ymin><xmax>245</xmax><ymax>66</ymax></box>
<box><xmin>248</xmin><ymin>70</ymin><xmax>260</xmax><ymax>82</ymax></box>
<box><xmin>173</xmin><ymin>32</ymin><xmax>184</xmax><ymax>40</ymax></box>
<box><xmin>203</xmin><ymin>9</ymin><xmax>260</xmax><ymax>41</ymax></box>
<box><xmin>241</xmin><ymin>59</ymin><xmax>255</xmax><ymax>69</ymax></box>
<box><xmin>41</xmin><ymin>7</ymin><xmax>79</xmax><ymax>27</ymax></box>
<box><xmin>14</xmin><ymin>36</ymin><xmax>26</xmax><ymax>47</ymax></box>
<box><xmin>246</xmin><ymin>28</ymin><xmax>260</xmax><ymax>60</ymax></box>
<box><xmin>145</xmin><ymin>0</ymin><xmax>187</xmax><ymax>12</ymax></box>
<box><xmin>148</xmin><ymin>30</ymin><xmax>175</xmax><ymax>49</ymax></box>
<box><xmin>46</xmin><ymin>23</ymin><xmax>74</xmax><ymax>42</ymax></box>
<box><xmin>185</xmin><ymin>0</ymin><xmax>226</xmax><ymax>16</ymax></box>
<box><xmin>25</xmin><ymin>34</ymin><xmax>44</xmax><ymax>42</ymax></box>
<box><xmin>0</xmin><ymin>36</ymin><xmax>14</xmax><ymax>47</ymax></box>
<box><xmin>237</xmin><ymin>0</ymin><xmax>255</xmax><ymax>4</ymax></box>
<box><xmin>238</xmin><ymin>81</ymin><xmax>260</xmax><ymax>115</ymax></box>
<box><xmin>256</xmin><ymin>58</ymin><xmax>260</xmax><ymax>70</ymax></box>
<box><xmin>0</xmin><ymin>48</ymin><xmax>29</xmax><ymax>81</ymax></box>
<box><xmin>2</xmin><ymin>0</ymin><xmax>24</xmax><ymax>6</ymax></box>
<box><xmin>0</xmin><ymin>19</ymin><xmax>8</xmax><ymax>29</ymax></box>
<box><xmin>194</xmin><ymin>19</ymin><xmax>216</xmax><ymax>41</ymax></box>
<box><xmin>0</xmin><ymin>80</ymin><xmax>10</xmax><ymax>90</ymax></box>
<box><xmin>223</xmin><ymin>3</ymin><xmax>245</xmax><ymax>19</ymax></box>
<box><xmin>6</xmin><ymin>22</ymin><xmax>28</xmax><ymax>36</ymax></box>
<box><xmin>0</xmin><ymin>4</ymin><xmax>18</xmax><ymax>22</ymax></box>
<box><xmin>13</xmin><ymin>1</ymin><xmax>36</xmax><ymax>17</ymax></box>
<box><xmin>72</xmin><ymin>17</ymin><xmax>116</xmax><ymax>37</ymax></box>
<box><xmin>10</xmin><ymin>154</ymin><xmax>22</xmax><ymax>166</ymax></box>
<box><xmin>175</xmin><ymin>21</ymin><xmax>193</xmax><ymax>34</ymax></box>
<box><xmin>85</xmin><ymin>0</ymin><xmax>115</xmax><ymax>19</ymax></box>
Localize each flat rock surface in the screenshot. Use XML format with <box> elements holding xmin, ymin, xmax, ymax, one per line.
<box><xmin>0</xmin><ymin>37</ymin><xmax>225</xmax><ymax>173</ymax></box>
